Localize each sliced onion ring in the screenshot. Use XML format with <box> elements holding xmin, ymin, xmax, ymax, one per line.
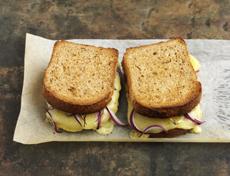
<box><xmin>130</xmin><ymin>109</ymin><xmax>168</xmax><ymax>135</ymax></box>
<box><xmin>48</xmin><ymin>106</ymin><xmax>54</xmax><ymax>110</ymax></box>
<box><xmin>141</xmin><ymin>125</ymin><xmax>168</xmax><ymax>137</ymax></box>
<box><xmin>74</xmin><ymin>114</ymin><xmax>82</xmax><ymax>126</ymax></box>
<box><xmin>66</xmin><ymin>112</ymin><xmax>73</xmax><ymax>116</ymax></box>
<box><xmin>177</xmin><ymin>116</ymin><xmax>184</xmax><ymax>124</ymax></box>
<box><xmin>106</xmin><ymin>106</ymin><xmax>129</xmax><ymax>127</ymax></box>
<box><xmin>184</xmin><ymin>113</ymin><xmax>204</xmax><ymax>125</ymax></box>
<box><xmin>196</xmin><ymin>70</ymin><xmax>199</xmax><ymax>73</ymax></box>
<box><xmin>80</xmin><ymin>114</ymin><xmax>87</xmax><ymax>127</ymax></box>
<box><xmin>96</xmin><ymin>109</ymin><xmax>104</xmax><ymax>129</ymax></box>
<box><xmin>169</xmin><ymin>118</ymin><xmax>176</xmax><ymax>125</ymax></box>
<box><xmin>66</xmin><ymin>113</ymin><xmax>83</xmax><ymax>126</ymax></box>
<box><xmin>44</xmin><ymin>108</ymin><xmax>62</xmax><ymax>133</ymax></box>
<box><xmin>116</xmin><ymin>68</ymin><xmax>122</xmax><ymax>82</ymax></box>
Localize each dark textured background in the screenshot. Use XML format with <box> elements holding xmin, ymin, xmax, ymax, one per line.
<box><xmin>1</xmin><ymin>0</ymin><xmax>230</xmax><ymax>175</ymax></box>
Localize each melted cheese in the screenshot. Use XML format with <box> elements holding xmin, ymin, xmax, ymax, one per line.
<box><xmin>127</xmin><ymin>98</ymin><xmax>203</xmax><ymax>139</ymax></box>
<box><xmin>189</xmin><ymin>54</ymin><xmax>200</xmax><ymax>72</ymax></box>
<box><xmin>127</xmin><ymin>55</ymin><xmax>203</xmax><ymax>139</ymax></box>
<box><xmin>45</xmin><ymin>66</ymin><xmax>121</xmax><ymax>135</ymax></box>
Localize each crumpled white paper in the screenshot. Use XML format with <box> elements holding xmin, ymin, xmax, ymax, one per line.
<box><xmin>13</xmin><ymin>33</ymin><xmax>230</xmax><ymax>144</ymax></box>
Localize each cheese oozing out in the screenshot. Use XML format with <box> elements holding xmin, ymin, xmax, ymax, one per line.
<box><xmin>128</xmin><ymin>55</ymin><xmax>203</xmax><ymax>139</ymax></box>
<box><xmin>189</xmin><ymin>55</ymin><xmax>200</xmax><ymax>72</ymax></box>
<box><xmin>45</xmin><ymin>64</ymin><xmax>121</xmax><ymax>135</ymax></box>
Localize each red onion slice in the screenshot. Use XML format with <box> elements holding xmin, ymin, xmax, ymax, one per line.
<box><xmin>106</xmin><ymin>106</ymin><xmax>129</xmax><ymax>127</ymax></box>
<box><xmin>177</xmin><ymin>116</ymin><xmax>184</xmax><ymax>124</ymax></box>
<box><xmin>66</xmin><ymin>113</ymin><xmax>83</xmax><ymax>126</ymax></box>
<box><xmin>96</xmin><ymin>109</ymin><xmax>104</xmax><ymax>129</ymax></box>
<box><xmin>66</xmin><ymin>112</ymin><xmax>73</xmax><ymax>116</ymax></box>
<box><xmin>184</xmin><ymin>113</ymin><xmax>204</xmax><ymax>125</ymax></box>
<box><xmin>129</xmin><ymin>109</ymin><xmax>143</xmax><ymax>133</ymax></box>
<box><xmin>48</xmin><ymin>106</ymin><xmax>54</xmax><ymax>110</ymax></box>
<box><xmin>116</xmin><ymin>68</ymin><xmax>122</xmax><ymax>83</ymax></box>
<box><xmin>44</xmin><ymin>108</ymin><xmax>62</xmax><ymax>133</ymax></box>
<box><xmin>130</xmin><ymin>109</ymin><xmax>168</xmax><ymax>135</ymax></box>
<box><xmin>80</xmin><ymin>114</ymin><xmax>87</xmax><ymax>127</ymax></box>
<box><xmin>169</xmin><ymin>118</ymin><xmax>176</xmax><ymax>125</ymax></box>
<box><xmin>196</xmin><ymin>70</ymin><xmax>199</xmax><ymax>73</ymax></box>
<box><xmin>142</xmin><ymin>125</ymin><xmax>168</xmax><ymax>135</ymax></box>
<box><xmin>74</xmin><ymin>114</ymin><xmax>82</xmax><ymax>126</ymax></box>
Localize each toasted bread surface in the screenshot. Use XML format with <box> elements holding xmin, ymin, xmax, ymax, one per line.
<box><xmin>43</xmin><ymin>40</ymin><xmax>118</xmax><ymax>114</ymax></box>
<box><xmin>122</xmin><ymin>38</ymin><xmax>202</xmax><ymax>118</ymax></box>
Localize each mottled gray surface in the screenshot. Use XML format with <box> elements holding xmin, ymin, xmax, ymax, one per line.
<box><xmin>1</xmin><ymin>0</ymin><xmax>230</xmax><ymax>175</ymax></box>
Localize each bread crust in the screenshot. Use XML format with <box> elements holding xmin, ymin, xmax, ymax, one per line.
<box><xmin>122</xmin><ymin>38</ymin><xmax>202</xmax><ymax>118</ymax></box>
<box><xmin>43</xmin><ymin>85</ymin><xmax>113</xmax><ymax>114</ymax></box>
<box><xmin>43</xmin><ymin>40</ymin><xmax>118</xmax><ymax>114</ymax></box>
<box><xmin>149</xmin><ymin>128</ymin><xmax>189</xmax><ymax>138</ymax></box>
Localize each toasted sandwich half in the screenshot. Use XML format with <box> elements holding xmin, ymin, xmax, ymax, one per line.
<box><xmin>43</xmin><ymin>40</ymin><xmax>123</xmax><ymax>135</ymax></box>
<box><xmin>122</xmin><ymin>38</ymin><xmax>203</xmax><ymax>138</ymax></box>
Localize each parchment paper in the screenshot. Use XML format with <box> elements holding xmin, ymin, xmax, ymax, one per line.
<box><xmin>13</xmin><ymin>33</ymin><xmax>230</xmax><ymax>144</ymax></box>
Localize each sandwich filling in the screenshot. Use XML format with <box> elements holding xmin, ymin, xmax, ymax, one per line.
<box><xmin>128</xmin><ymin>55</ymin><xmax>203</xmax><ymax>138</ymax></box>
<box><xmin>45</xmin><ymin>65</ymin><xmax>121</xmax><ymax>135</ymax></box>
<box><xmin>127</xmin><ymin>98</ymin><xmax>202</xmax><ymax>139</ymax></box>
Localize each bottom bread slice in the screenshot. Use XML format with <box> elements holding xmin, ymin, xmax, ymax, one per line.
<box><xmin>149</xmin><ymin>128</ymin><xmax>189</xmax><ymax>138</ymax></box>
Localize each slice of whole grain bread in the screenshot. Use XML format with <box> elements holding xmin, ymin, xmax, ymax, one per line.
<box><xmin>122</xmin><ymin>38</ymin><xmax>202</xmax><ymax>118</ymax></box>
<box><xmin>43</xmin><ymin>40</ymin><xmax>118</xmax><ymax>114</ymax></box>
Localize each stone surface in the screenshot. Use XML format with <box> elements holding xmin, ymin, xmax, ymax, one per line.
<box><xmin>1</xmin><ymin>0</ymin><xmax>230</xmax><ymax>175</ymax></box>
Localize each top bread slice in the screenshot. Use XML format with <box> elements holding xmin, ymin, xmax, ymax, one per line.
<box><xmin>43</xmin><ymin>40</ymin><xmax>119</xmax><ymax>114</ymax></box>
<box><xmin>122</xmin><ymin>38</ymin><xmax>202</xmax><ymax>118</ymax></box>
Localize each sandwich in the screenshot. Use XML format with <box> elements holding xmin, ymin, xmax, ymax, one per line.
<box><xmin>43</xmin><ymin>40</ymin><xmax>125</xmax><ymax>135</ymax></box>
<box><xmin>122</xmin><ymin>38</ymin><xmax>204</xmax><ymax>138</ymax></box>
